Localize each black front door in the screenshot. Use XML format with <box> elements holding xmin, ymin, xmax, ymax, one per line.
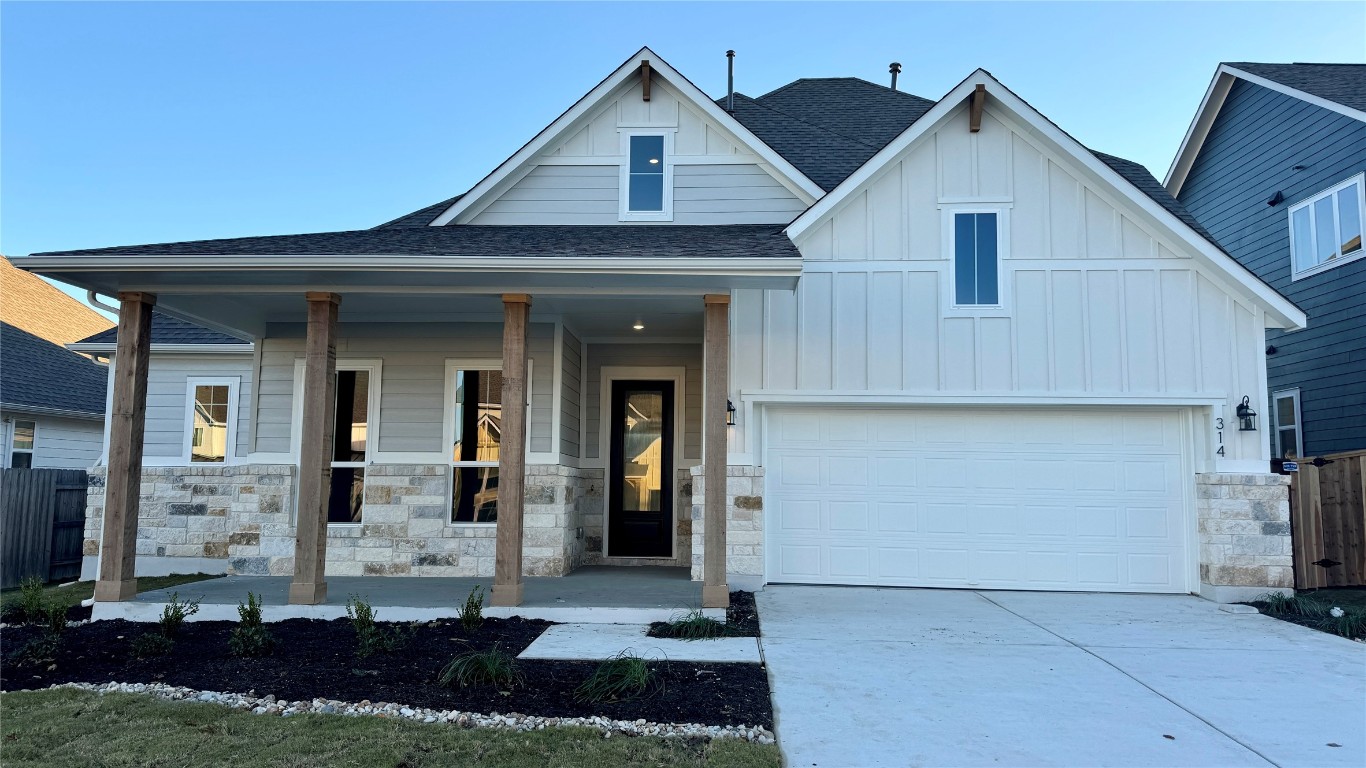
<box><xmin>608</xmin><ymin>380</ymin><xmax>674</xmax><ymax>558</ymax></box>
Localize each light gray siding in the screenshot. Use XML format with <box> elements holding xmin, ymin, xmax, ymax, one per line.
<box><xmin>136</xmin><ymin>354</ymin><xmax>254</xmax><ymax>460</ymax></box>
<box><xmin>583</xmin><ymin>343</ymin><xmax>702</xmax><ymax>462</ymax></box>
<box><xmin>2</xmin><ymin>412</ymin><xmax>103</xmax><ymax>469</ymax></box>
<box><xmin>252</xmin><ymin>323</ymin><xmax>556</xmax><ymax>456</ymax></box>
<box><xmin>466</xmin><ymin>163</ymin><xmax>805</xmax><ymax>226</ymax></box>
<box><xmin>560</xmin><ymin>327</ymin><xmax>582</xmax><ymax>459</ymax></box>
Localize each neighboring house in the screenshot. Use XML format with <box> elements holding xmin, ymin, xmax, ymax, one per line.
<box><xmin>1167</xmin><ymin>63</ymin><xmax>1366</xmax><ymax>460</ymax></box>
<box><xmin>15</xmin><ymin>48</ymin><xmax>1306</xmax><ymax>607</ymax></box>
<box><xmin>0</xmin><ymin>256</ymin><xmax>113</xmax><ymax>468</ymax></box>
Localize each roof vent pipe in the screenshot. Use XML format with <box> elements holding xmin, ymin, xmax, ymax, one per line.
<box><xmin>726</xmin><ymin>50</ymin><xmax>735</xmax><ymax>112</ymax></box>
<box><xmin>889</xmin><ymin>62</ymin><xmax>901</xmax><ymax>90</ymax></box>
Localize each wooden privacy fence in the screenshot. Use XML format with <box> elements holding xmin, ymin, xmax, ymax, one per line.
<box><xmin>0</xmin><ymin>468</ymin><xmax>89</xmax><ymax>588</ymax></box>
<box><xmin>1289</xmin><ymin>450</ymin><xmax>1366</xmax><ymax>589</ymax></box>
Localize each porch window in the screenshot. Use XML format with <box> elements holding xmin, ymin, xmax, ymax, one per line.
<box><xmin>186</xmin><ymin>379</ymin><xmax>238</xmax><ymax>463</ymax></box>
<box><xmin>450</xmin><ymin>368</ymin><xmax>502</xmax><ymax>524</ymax></box>
<box><xmin>328</xmin><ymin>370</ymin><xmax>369</xmax><ymax>524</ymax></box>
<box><xmin>1289</xmin><ymin>173</ymin><xmax>1365</xmax><ymax>278</ymax></box>
<box><xmin>1272</xmin><ymin>389</ymin><xmax>1302</xmax><ymax>460</ymax></box>
<box><xmin>9</xmin><ymin>420</ymin><xmax>35</xmax><ymax>468</ymax></box>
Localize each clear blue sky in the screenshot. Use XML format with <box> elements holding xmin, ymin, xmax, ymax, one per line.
<box><xmin>3</xmin><ymin>1</ymin><xmax>1364</xmax><ymax>295</ymax></box>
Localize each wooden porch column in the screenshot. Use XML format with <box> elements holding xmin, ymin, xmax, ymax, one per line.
<box><xmin>492</xmin><ymin>293</ymin><xmax>532</xmax><ymax>607</ymax></box>
<box><xmin>289</xmin><ymin>292</ymin><xmax>340</xmax><ymax>605</ymax></box>
<box><xmin>702</xmin><ymin>293</ymin><xmax>731</xmax><ymax>608</ymax></box>
<box><xmin>94</xmin><ymin>292</ymin><xmax>156</xmax><ymax>602</ymax></box>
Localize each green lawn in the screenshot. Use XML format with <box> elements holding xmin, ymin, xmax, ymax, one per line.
<box><xmin>0</xmin><ymin>689</ymin><xmax>781</xmax><ymax>768</ymax></box>
<box><xmin>1</xmin><ymin>573</ymin><xmax>222</xmax><ymax>614</ymax></box>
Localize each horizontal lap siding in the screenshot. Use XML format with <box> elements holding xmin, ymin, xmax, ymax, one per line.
<box><xmin>671</xmin><ymin>165</ymin><xmax>807</xmax><ymax>224</ymax></box>
<box><xmin>8</xmin><ymin>414</ymin><xmax>103</xmax><ymax>469</ymax></box>
<box><xmin>560</xmin><ymin>327</ymin><xmax>582</xmax><ymax>459</ymax></box>
<box><xmin>582</xmin><ymin>343</ymin><xmax>702</xmax><ymax>462</ymax></box>
<box><xmin>136</xmin><ymin>355</ymin><xmax>254</xmax><ymax>460</ymax></box>
<box><xmin>1178</xmin><ymin>80</ymin><xmax>1366</xmax><ymax>454</ymax></box>
<box><xmin>252</xmin><ymin>323</ymin><xmax>556</xmax><ymax>455</ymax></box>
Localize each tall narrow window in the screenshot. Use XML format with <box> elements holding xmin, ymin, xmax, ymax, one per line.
<box><xmin>1272</xmin><ymin>389</ymin><xmax>1302</xmax><ymax>460</ymax></box>
<box><xmin>190</xmin><ymin>385</ymin><xmax>231</xmax><ymax>462</ymax></box>
<box><xmin>328</xmin><ymin>370</ymin><xmax>369</xmax><ymax>524</ymax></box>
<box><xmin>10</xmin><ymin>420</ymin><xmax>35</xmax><ymax>468</ymax></box>
<box><xmin>620</xmin><ymin>133</ymin><xmax>671</xmax><ymax>220</ymax></box>
<box><xmin>953</xmin><ymin>212</ymin><xmax>1000</xmax><ymax>306</ymax></box>
<box><xmin>1289</xmin><ymin>174</ymin><xmax>1365</xmax><ymax>277</ymax></box>
<box><xmin>451</xmin><ymin>369</ymin><xmax>502</xmax><ymax>524</ymax></box>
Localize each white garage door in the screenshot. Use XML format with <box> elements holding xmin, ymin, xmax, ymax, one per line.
<box><xmin>765</xmin><ymin>407</ymin><xmax>1192</xmax><ymax>593</ymax></box>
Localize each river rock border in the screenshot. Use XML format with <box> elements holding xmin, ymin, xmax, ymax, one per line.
<box><xmin>34</xmin><ymin>681</ymin><xmax>776</xmax><ymax>744</ymax></box>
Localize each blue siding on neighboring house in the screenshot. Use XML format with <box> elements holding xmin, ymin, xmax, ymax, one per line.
<box><xmin>1179</xmin><ymin>79</ymin><xmax>1366</xmax><ymax>455</ymax></box>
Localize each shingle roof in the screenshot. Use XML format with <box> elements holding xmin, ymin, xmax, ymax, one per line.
<box><xmin>1226</xmin><ymin>63</ymin><xmax>1366</xmax><ymax>113</ymax></box>
<box><xmin>35</xmin><ymin>225</ymin><xmax>801</xmax><ymax>260</ymax></box>
<box><xmin>376</xmin><ymin>194</ymin><xmax>465</xmax><ymax>228</ymax></box>
<box><xmin>77</xmin><ymin>313</ymin><xmax>246</xmax><ymax>346</ymax></box>
<box><xmin>1090</xmin><ymin>151</ymin><xmax>1223</xmax><ymax>248</ymax></box>
<box><xmin>0</xmin><ymin>322</ymin><xmax>107</xmax><ymax>416</ymax></box>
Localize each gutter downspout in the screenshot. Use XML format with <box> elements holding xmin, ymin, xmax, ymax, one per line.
<box><xmin>87</xmin><ymin>291</ymin><xmax>120</xmax><ymax>315</ymax></box>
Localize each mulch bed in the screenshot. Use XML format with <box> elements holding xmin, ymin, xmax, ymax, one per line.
<box><xmin>1</xmin><ymin>616</ymin><xmax>772</xmax><ymax>728</ymax></box>
<box><xmin>647</xmin><ymin>591</ymin><xmax>761</xmax><ymax>639</ymax></box>
<box><xmin>0</xmin><ymin>602</ymin><xmax>92</xmax><ymax>625</ymax></box>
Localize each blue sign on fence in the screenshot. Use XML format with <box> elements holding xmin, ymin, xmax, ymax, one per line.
<box><xmin>1283</xmin><ymin>461</ymin><xmax>1299</xmax><ymax>472</ymax></box>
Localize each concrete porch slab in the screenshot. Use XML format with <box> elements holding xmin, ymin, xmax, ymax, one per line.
<box><xmin>93</xmin><ymin>566</ymin><xmax>724</xmax><ymax>625</ymax></box>
<box><xmin>518</xmin><ymin>623</ymin><xmax>761</xmax><ymax>662</ymax></box>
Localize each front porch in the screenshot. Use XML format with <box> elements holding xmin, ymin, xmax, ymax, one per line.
<box><xmin>96</xmin><ymin>565</ymin><xmax>722</xmax><ymax>624</ymax></box>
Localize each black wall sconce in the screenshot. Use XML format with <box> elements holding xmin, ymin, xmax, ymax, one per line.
<box><xmin>726</xmin><ymin>399</ymin><xmax>737</xmax><ymax>426</ymax></box>
<box><xmin>1267</xmin><ymin>191</ymin><xmax>1284</xmax><ymax>207</ymax></box>
<box><xmin>1236</xmin><ymin>396</ymin><xmax>1258</xmax><ymax>432</ymax></box>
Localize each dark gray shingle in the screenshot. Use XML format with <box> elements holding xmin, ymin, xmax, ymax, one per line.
<box><xmin>0</xmin><ymin>322</ymin><xmax>107</xmax><ymax>415</ymax></box>
<box><xmin>1226</xmin><ymin>63</ymin><xmax>1366</xmax><ymax>113</ymax></box>
<box><xmin>35</xmin><ymin>225</ymin><xmax>801</xmax><ymax>261</ymax></box>
<box><xmin>77</xmin><ymin>313</ymin><xmax>246</xmax><ymax>346</ymax></box>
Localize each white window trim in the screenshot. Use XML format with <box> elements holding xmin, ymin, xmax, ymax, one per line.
<box><xmin>443</xmin><ymin>359</ymin><xmax>504</xmax><ymax>528</ymax></box>
<box><xmin>289</xmin><ymin>358</ymin><xmax>383</xmax><ymax>527</ymax></box>
<box><xmin>182</xmin><ymin>377</ymin><xmax>240</xmax><ymax>465</ymax></box>
<box><xmin>1289</xmin><ymin>172</ymin><xmax>1366</xmax><ymax>280</ymax></box>
<box><xmin>618</xmin><ymin>129</ymin><xmax>675</xmax><ymax>222</ymax></box>
<box><xmin>1272</xmin><ymin>388</ymin><xmax>1303</xmax><ymax>460</ymax></box>
<box><xmin>941</xmin><ymin>205</ymin><xmax>1011</xmax><ymax>315</ymax></box>
<box><xmin>8</xmin><ymin>418</ymin><xmax>36</xmax><ymax>468</ymax></box>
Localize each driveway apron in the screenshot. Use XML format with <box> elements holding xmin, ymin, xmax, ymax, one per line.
<box><xmin>758</xmin><ymin>586</ymin><xmax>1365</xmax><ymax>768</ymax></box>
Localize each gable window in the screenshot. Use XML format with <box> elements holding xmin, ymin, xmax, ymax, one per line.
<box><xmin>1272</xmin><ymin>389</ymin><xmax>1302</xmax><ymax>460</ymax></box>
<box><xmin>9</xmin><ymin>420</ymin><xmax>35</xmax><ymax>468</ymax></box>
<box><xmin>1289</xmin><ymin>174</ymin><xmax>1364</xmax><ymax>279</ymax></box>
<box><xmin>185</xmin><ymin>379</ymin><xmax>238</xmax><ymax>463</ymax></box>
<box><xmin>952</xmin><ymin>211</ymin><xmax>1001</xmax><ymax>307</ymax></box>
<box><xmin>620</xmin><ymin>132</ymin><xmax>672</xmax><ymax>221</ymax></box>
<box><xmin>448</xmin><ymin>367</ymin><xmax>502</xmax><ymax>524</ymax></box>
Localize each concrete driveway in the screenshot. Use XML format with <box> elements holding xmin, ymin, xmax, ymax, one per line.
<box><xmin>757</xmin><ymin>587</ymin><xmax>1365</xmax><ymax>767</ymax></box>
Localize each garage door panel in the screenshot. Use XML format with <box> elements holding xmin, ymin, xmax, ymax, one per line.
<box><xmin>766</xmin><ymin>407</ymin><xmax>1191</xmax><ymax>593</ymax></box>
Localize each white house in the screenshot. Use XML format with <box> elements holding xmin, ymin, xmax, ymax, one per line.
<box><xmin>15</xmin><ymin>48</ymin><xmax>1305</xmax><ymax>607</ymax></box>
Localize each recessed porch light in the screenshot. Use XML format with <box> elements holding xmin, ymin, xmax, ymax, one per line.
<box><xmin>632</xmin><ymin>321</ymin><xmax>645</xmax><ymax>330</ymax></box>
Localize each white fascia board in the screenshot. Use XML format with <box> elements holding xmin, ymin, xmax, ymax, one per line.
<box><xmin>1164</xmin><ymin>68</ymin><xmax>1234</xmax><ymax>195</ymax></box>
<box><xmin>1225</xmin><ymin>65</ymin><xmax>1366</xmax><ymax>124</ymax></box>
<box><xmin>67</xmin><ymin>342</ymin><xmax>255</xmax><ymax>355</ymax></box>
<box><xmin>19</xmin><ymin>254</ymin><xmax>801</xmax><ymax>278</ymax></box>
<box><xmin>786</xmin><ymin>69</ymin><xmax>1307</xmax><ymax>331</ymax></box>
<box><xmin>429</xmin><ymin>46</ymin><xmax>823</xmax><ymax>226</ymax></box>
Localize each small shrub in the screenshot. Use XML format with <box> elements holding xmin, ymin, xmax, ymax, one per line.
<box><xmin>574</xmin><ymin>651</ymin><xmax>660</xmax><ymax>703</ymax></box>
<box><xmin>43</xmin><ymin>594</ymin><xmax>72</xmax><ymax>638</ymax></box>
<box><xmin>1319</xmin><ymin>606</ymin><xmax>1366</xmax><ymax>640</ymax></box>
<box><xmin>1258</xmin><ymin>591</ymin><xmax>1328</xmax><ymax>618</ymax></box>
<box><xmin>12</xmin><ymin>635</ymin><xmax>59</xmax><ymax>665</ymax></box>
<box><xmin>131</xmin><ymin>632</ymin><xmax>175</xmax><ymax>658</ymax></box>
<box><xmin>228</xmin><ymin>592</ymin><xmax>276</xmax><ymax>657</ymax></box>
<box><xmin>460</xmin><ymin>585</ymin><xmax>485</xmax><ymax>631</ymax></box>
<box><xmin>438</xmin><ymin>646</ymin><xmax>520</xmax><ymax>688</ymax></box>
<box><xmin>158</xmin><ymin>592</ymin><xmax>200</xmax><ymax>639</ymax></box>
<box><xmin>15</xmin><ymin>576</ymin><xmax>48</xmax><ymax>624</ymax></box>
<box><xmin>346</xmin><ymin>595</ymin><xmax>411</xmax><ymax>658</ymax></box>
<box><xmin>660</xmin><ymin>609</ymin><xmax>730</xmax><ymax>640</ymax></box>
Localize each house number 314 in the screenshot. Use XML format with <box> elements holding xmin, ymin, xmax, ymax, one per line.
<box><xmin>1214</xmin><ymin>417</ymin><xmax>1226</xmax><ymax>457</ymax></box>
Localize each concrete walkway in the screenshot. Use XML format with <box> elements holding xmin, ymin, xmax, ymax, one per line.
<box><xmin>758</xmin><ymin>587</ymin><xmax>1366</xmax><ymax>768</ymax></box>
<box><xmin>518</xmin><ymin>623</ymin><xmax>761</xmax><ymax>662</ymax></box>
